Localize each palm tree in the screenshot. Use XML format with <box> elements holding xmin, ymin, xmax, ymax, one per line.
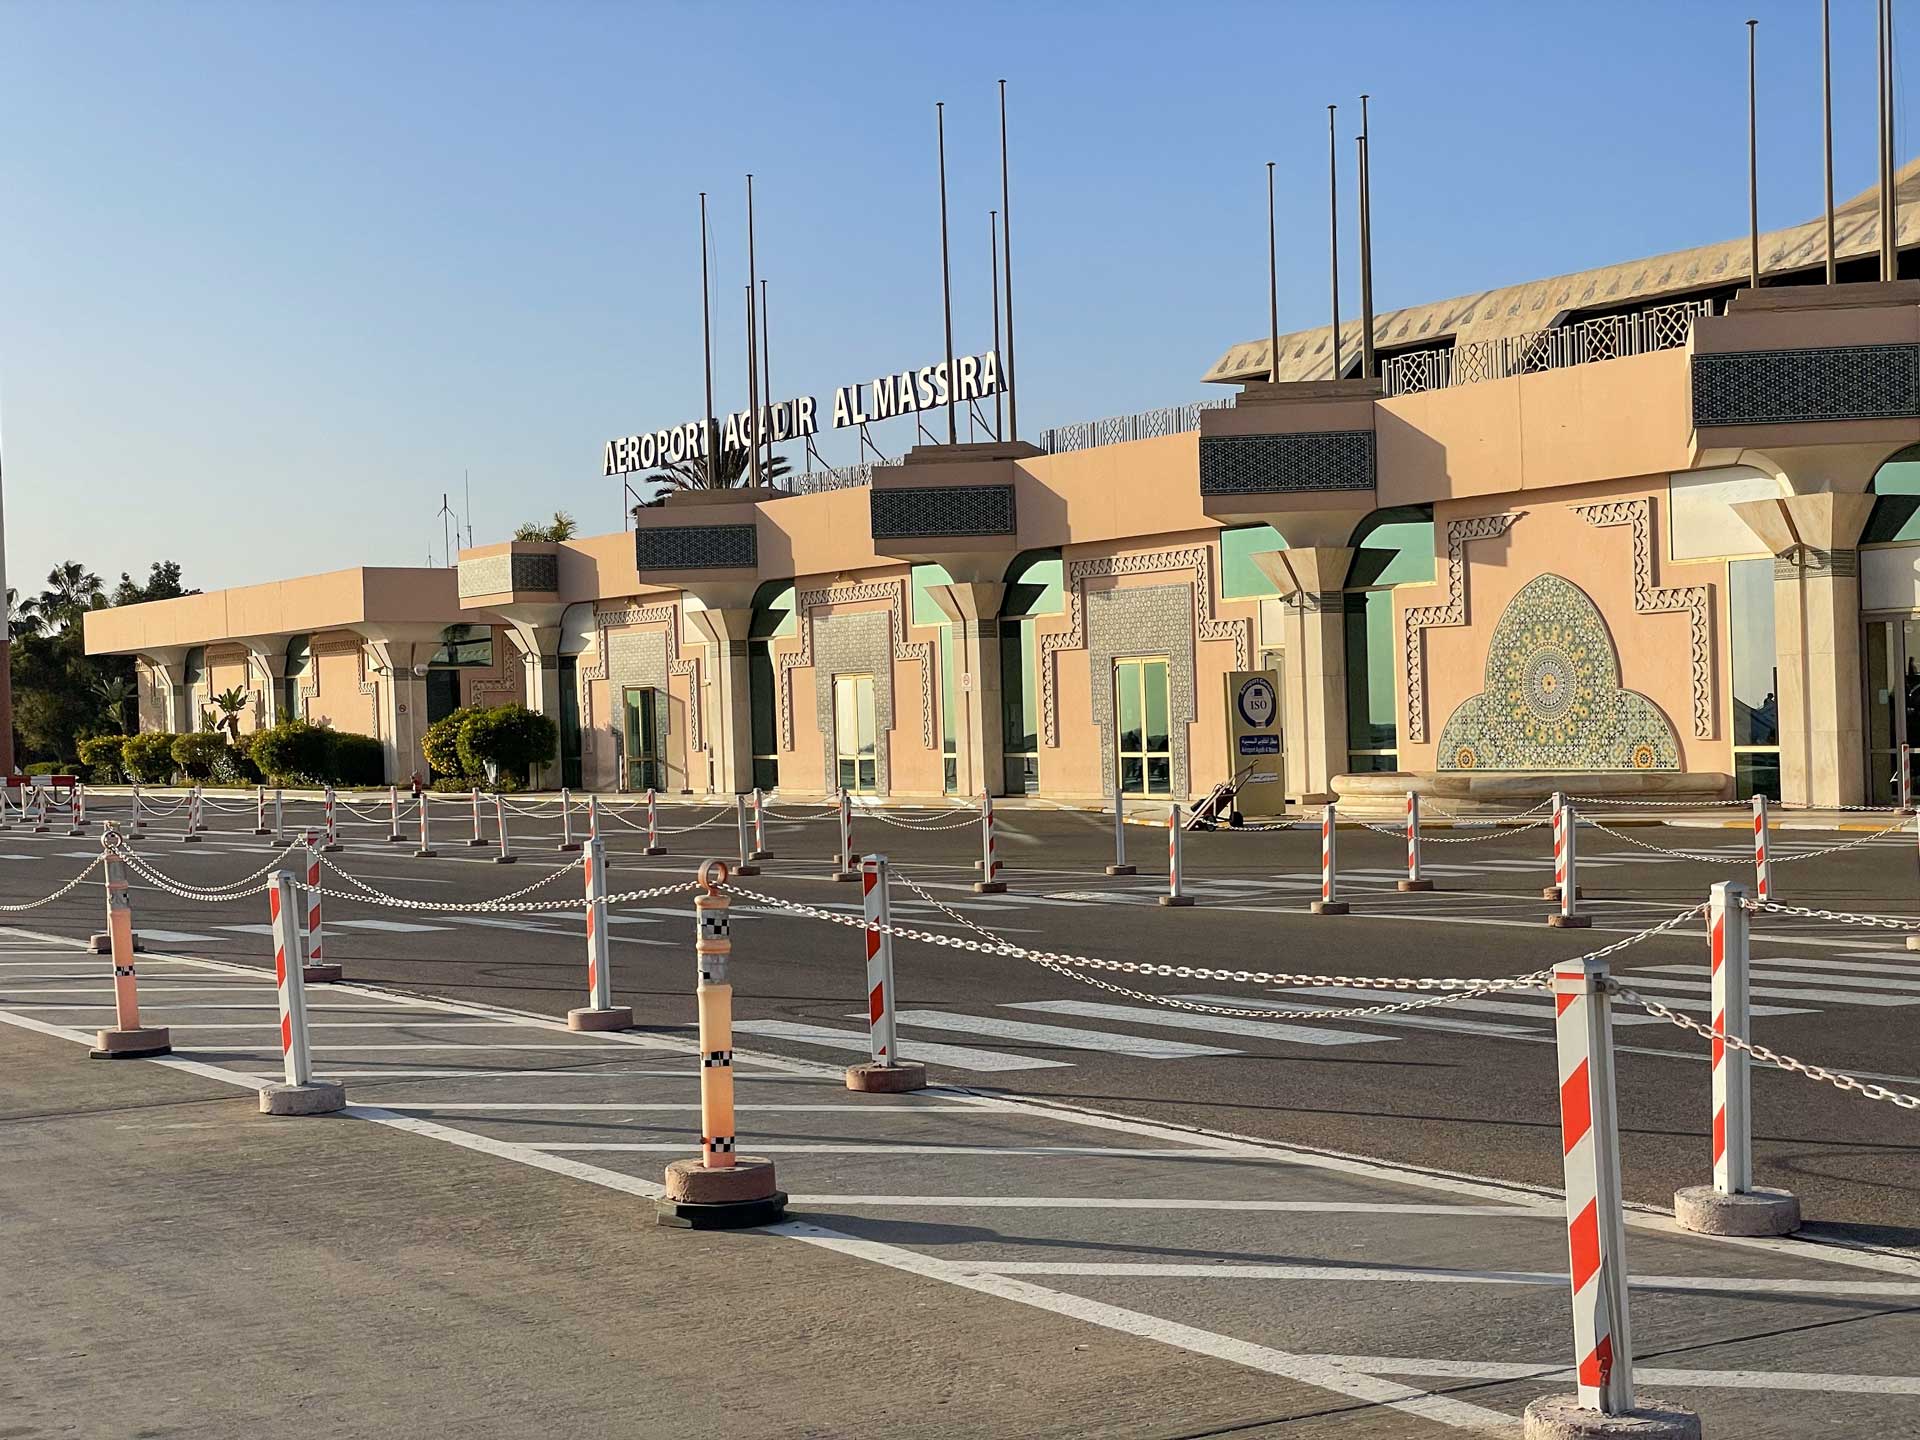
<box><xmin>512</xmin><ymin>511</ymin><xmax>579</xmax><ymax>542</ymax></box>
<box><xmin>35</xmin><ymin>562</ymin><xmax>104</xmax><ymax>633</ymax></box>
<box><xmin>91</xmin><ymin>674</ymin><xmax>137</xmax><ymax>734</ymax></box>
<box><xmin>206</xmin><ymin>686</ymin><xmax>249</xmax><ymax>745</ymax></box>
<box><xmin>5</xmin><ymin>588</ymin><xmax>42</xmax><ymax>638</ymax></box>
<box><xmin>639</xmin><ymin>439</ymin><xmax>791</xmax><ymax>510</ymax></box>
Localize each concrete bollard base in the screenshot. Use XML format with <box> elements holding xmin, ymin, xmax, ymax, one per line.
<box><xmin>845</xmin><ymin>1060</ymin><xmax>929</xmax><ymax>1093</ymax></box>
<box><xmin>1673</xmin><ymin>1183</ymin><xmax>1800</xmax><ymax>1237</ymax></box>
<box><xmin>492</xmin><ymin>854</ymin><xmax>518</xmax><ymax>865</ymax></box>
<box><xmin>89</xmin><ymin>933</ymin><xmax>146</xmax><ymax>955</ymax></box>
<box><xmin>567</xmin><ymin>1005</ymin><xmax>634</xmax><ymax>1032</ymax></box>
<box><xmin>1547</xmin><ymin>913</ymin><xmax>1593</xmax><ymax>929</ymax></box>
<box><xmin>1105</xmin><ymin>863</ymin><xmax>1137</xmax><ymax>876</ymax></box>
<box><xmin>259</xmin><ymin>1080</ymin><xmax>347</xmax><ymax>1116</ymax></box>
<box><xmin>1309</xmin><ymin>900</ymin><xmax>1349</xmax><ymax>915</ymax></box>
<box><xmin>733</xmin><ymin>862</ymin><xmax>761</xmax><ymax>877</ymax></box>
<box><xmin>89</xmin><ymin>1026</ymin><xmax>173</xmax><ymax>1059</ymax></box>
<box><xmin>833</xmin><ymin>869</ymin><xmax>862</xmax><ymax>882</ymax></box>
<box><xmin>466</xmin><ymin>838</ymin><xmax>489</xmax><ymax>847</ymax></box>
<box><xmin>414</xmin><ymin>848</ymin><xmax>438</xmax><ymax>858</ymax></box>
<box><xmin>253</xmin><ymin>827</ymin><xmax>272</xmax><ymax>836</ymax></box>
<box><xmin>386</xmin><ymin>835</ymin><xmax>406</xmax><ymax>844</ymax></box>
<box><xmin>747</xmin><ymin>848</ymin><xmax>772</xmax><ymax>860</ymax></box>
<box><xmin>1542</xmin><ymin>885</ymin><xmax>1585</xmax><ymax>901</ymax></box>
<box><xmin>180</xmin><ymin>834</ymin><xmax>201</xmax><ymax>844</ymax></box>
<box><xmin>302</xmin><ymin>963</ymin><xmax>343</xmax><ymax>984</ymax></box>
<box><xmin>1908</xmin><ymin>934</ymin><xmax>1920</xmax><ymax>953</ymax></box>
<box><xmin>973</xmin><ymin>880</ymin><xmax>1008</xmax><ymax>894</ymax></box>
<box><xmin>1397</xmin><ymin>879</ymin><xmax>1436</xmax><ymax>892</ymax></box>
<box><xmin>1157</xmin><ymin>894</ymin><xmax>1195</xmax><ymax>907</ymax></box>
<box><xmin>643</xmin><ymin>846</ymin><xmax>667</xmax><ymax>856</ymax></box>
<box><xmin>656</xmin><ymin>1157</ymin><xmax>786</xmax><ymax>1229</ymax></box>
<box><xmin>557</xmin><ymin>841</ymin><xmax>582</xmax><ymax>853</ymax></box>
<box><xmin>1521</xmin><ymin>1394</ymin><xmax>1700</xmax><ymax>1438</ymax></box>
<box><xmin>322</xmin><ymin>843</ymin><xmax>343</xmax><ymax>853</ymax></box>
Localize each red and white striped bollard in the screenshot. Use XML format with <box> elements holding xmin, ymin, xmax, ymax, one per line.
<box><xmin>567</xmin><ymin>835</ymin><xmax>631</xmax><ymax>1031</ymax></box>
<box><xmin>1548</xmin><ymin>793</ymin><xmax>1591</xmax><ymax>929</ymax></box>
<box><xmin>253</xmin><ymin>784</ymin><xmax>270</xmax><ymax>836</ymax></box>
<box><xmin>415</xmin><ymin>788</ymin><xmax>436</xmax><ymax>857</ymax></box>
<box><xmin>386</xmin><ymin>785</ymin><xmax>404</xmax><ymax>843</ymax></box>
<box><xmin>1310</xmin><ymin>802</ymin><xmax>1346</xmax><ymax>915</ymax></box>
<box><xmin>259</xmin><ymin>867</ymin><xmax>346</xmax><ymax>1114</ymax></box>
<box><xmin>1397</xmin><ymin>790</ymin><xmax>1432</xmax><ymax>892</ymax></box>
<box><xmin>68</xmin><ymin>783</ymin><xmax>87</xmax><ymax>835</ymax></box>
<box><xmin>1751</xmin><ymin>793</ymin><xmax>1771</xmax><ymax>904</ymax></box>
<box><xmin>492</xmin><ymin>792</ymin><xmax>516</xmax><ymax>864</ymax></box>
<box><xmin>178</xmin><ymin>785</ymin><xmax>200</xmax><ymax>844</ymax></box>
<box><xmin>466</xmin><ymin>786</ymin><xmax>488</xmax><ymax>846</ymax></box>
<box><xmin>301</xmin><ymin>831</ymin><xmax>340</xmax><ymax>982</ymax></box>
<box><xmin>321</xmin><ymin>785</ymin><xmax>341</xmax><ymax>851</ymax></box>
<box><xmin>833</xmin><ymin>789</ymin><xmax>859</xmax><ymax>881</ymax></box>
<box><xmin>1158</xmin><ymin>803</ymin><xmax>1194</xmax><ymax>907</ymax></box>
<box><xmin>846</xmin><ymin>854</ymin><xmax>927</xmax><ymax>1091</ymax></box>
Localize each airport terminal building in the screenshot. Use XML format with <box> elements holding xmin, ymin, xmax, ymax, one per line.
<box><xmin>85</xmin><ymin>166</ymin><xmax>1920</xmax><ymax>811</ymax></box>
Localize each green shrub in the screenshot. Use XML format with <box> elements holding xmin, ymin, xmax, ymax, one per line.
<box><xmin>24</xmin><ymin>761</ymin><xmax>63</xmax><ymax>777</ymax></box>
<box><xmin>326</xmin><ymin>731</ymin><xmax>385</xmax><ymax>787</ymax></box>
<box><xmin>171</xmin><ymin>730</ymin><xmax>230</xmax><ymax>780</ymax></box>
<box><xmin>122</xmin><ymin>731</ymin><xmax>179</xmax><ymax>784</ymax></box>
<box><xmin>77</xmin><ymin>734</ymin><xmax>127</xmax><ymax>784</ymax></box>
<box><xmin>455</xmin><ymin>703</ymin><xmax>557</xmax><ymax>786</ymax></box>
<box><xmin>210</xmin><ymin>745</ymin><xmax>261</xmax><ymax>785</ymax></box>
<box><xmin>422</xmin><ymin>705</ymin><xmax>482</xmax><ymax>780</ymax></box>
<box><xmin>249</xmin><ymin>719</ymin><xmax>331</xmax><ymax>786</ymax></box>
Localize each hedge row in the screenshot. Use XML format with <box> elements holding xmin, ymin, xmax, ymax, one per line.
<box><xmin>76</xmin><ymin>721</ymin><xmax>383</xmax><ymax>788</ymax></box>
<box><xmin>421</xmin><ymin>703</ymin><xmax>557</xmax><ymax>790</ymax></box>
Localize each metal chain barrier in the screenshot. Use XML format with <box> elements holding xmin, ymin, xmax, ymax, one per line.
<box><xmin>1580</xmin><ymin>820</ymin><xmax>1741</xmax><ymax>863</ymax></box>
<box><xmin>316</xmin><ymin>855</ymin><xmax>584</xmax><ymax>912</ymax></box>
<box><xmin>0</xmin><ymin>856</ymin><xmax>105</xmax><ymax>911</ymax></box>
<box><xmin>1614</xmin><ymin>984</ymin><xmax>1920</xmax><ymax>1110</ymax></box>
<box><xmin>859</xmin><ymin>807</ymin><xmax>982</xmax><ymax>831</ymax></box>
<box><xmin>1765</xmin><ymin>820</ymin><xmax>1909</xmax><ymax>862</ymax></box>
<box><xmin>1745</xmin><ymin>897</ymin><xmax>1920</xmax><ymax>934</ymax></box>
<box><xmin>112</xmin><ymin>836</ymin><xmax>304</xmax><ymax>901</ymax></box>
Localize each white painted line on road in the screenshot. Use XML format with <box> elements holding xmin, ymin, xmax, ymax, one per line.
<box><xmin>334</xmin><ymin>919</ymin><xmax>450</xmax><ymax>934</ymax></box>
<box><xmin>1307</xmin><ymin>1354</ymin><xmax>1920</xmax><ymax>1396</ymax></box>
<box><xmin>295</xmin><ymin>1042</ymin><xmax>649</xmax><ymax>1052</ymax></box>
<box><xmin>132</xmin><ymin>930</ymin><xmax>218</xmax><ymax>943</ymax></box>
<box><xmin>383</xmin><ymin>1102</ymin><xmax>989</xmax><ymax>1112</ymax></box>
<box><xmin>1003</xmin><ymin>999</ymin><xmax>1395</xmax><ymax>1048</ymax></box>
<box><xmin>1170</xmin><ymin>993</ymin><xmax>1530</xmax><ymax>1039</ymax></box>
<box><xmin>732</xmin><ymin>1018</ymin><xmax>1071</xmax><ymax>1073</ymax></box>
<box><xmin>788</xmin><ymin>1195</ymin><xmax>1547</xmax><ymax>1215</ymax></box>
<box><xmin>1282</xmin><ymin>986</ymin><xmax>1664</xmax><ymax>1028</ymax></box>
<box><xmin>768</xmin><ymin>1221</ymin><xmax>1515</xmax><ymax>1432</ymax></box>
<box><xmin>1616</xmin><ymin>974</ymin><xmax>1918</xmax><ymax>1007</ymax></box>
<box><xmin>172</xmin><ymin>1020</ymin><xmax>525</xmax><ymax>1030</ymax></box>
<box><xmin>1644</xmin><ymin>963</ymin><xmax>1920</xmax><ymax>994</ymax></box>
<box><xmin>958</xmin><ymin>1262</ymin><xmax>1920</xmax><ymax>1296</ymax></box>
<box><xmin>890</xmin><ymin>1009</ymin><xmax>1242</xmax><ymax>1061</ymax></box>
<box><xmin>529</xmin><ymin>1143</ymin><xmax>1253</xmax><ymax>1157</ymax></box>
<box><xmin>0</xmin><ymin>985</ymin><xmax>273</xmax><ymax>995</ymax></box>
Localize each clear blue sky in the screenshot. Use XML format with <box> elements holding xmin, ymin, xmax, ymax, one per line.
<box><xmin>1</xmin><ymin>0</ymin><xmax>1911</xmax><ymax>598</ymax></box>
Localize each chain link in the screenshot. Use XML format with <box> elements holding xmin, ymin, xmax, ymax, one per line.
<box><xmin>0</xmin><ymin>856</ymin><xmax>104</xmax><ymax>910</ymax></box>
<box><xmin>1744</xmin><ymin>898</ymin><xmax>1920</xmax><ymax>933</ymax></box>
<box><xmin>112</xmin><ymin>836</ymin><xmax>304</xmax><ymax>901</ymax></box>
<box><xmin>314</xmin><ymin>855</ymin><xmax>584</xmax><ymax>912</ymax></box>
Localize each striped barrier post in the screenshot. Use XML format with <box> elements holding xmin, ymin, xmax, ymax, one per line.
<box><xmin>1903</xmin><ymin>744</ymin><xmax>1914</xmax><ymax>813</ymax></box>
<box><xmin>973</xmin><ymin>790</ymin><xmax>1006</xmax><ymax>894</ymax></box>
<box><xmin>1541</xmin><ymin>792</ymin><xmax>1565</xmax><ymax>900</ymax></box>
<box><xmin>415</xmin><ymin>788</ymin><xmax>436</xmax><ymax>857</ymax></box>
<box><xmin>88</xmin><ymin>836</ymin><xmax>171</xmax><ymax>1058</ymax></box>
<box><xmin>179</xmin><ymin>786</ymin><xmax>200</xmax><ymax>844</ymax></box>
<box><xmin>749</xmin><ymin>786</ymin><xmax>772</xmax><ymax>860</ymax></box>
<box><xmin>1752</xmin><ymin>794</ymin><xmax>1771</xmax><ymax>904</ymax></box>
<box><xmin>132</xmin><ymin>783</ymin><xmax>146</xmax><ymax>829</ymax></box>
<box><xmin>271</xmin><ymin>787</ymin><xmax>287</xmax><ymax>843</ymax></box>
<box><xmin>1310</xmin><ymin>802</ymin><xmax>1346</xmax><ymax>915</ymax></box>
<box><xmin>588</xmin><ymin>794</ymin><xmax>601</xmax><ymax>844</ymax></box>
<box><xmin>259</xmin><ymin>868</ymin><xmax>346</xmax><ymax>1115</ymax></box>
<box><xmin>0</xmin><ymin>784</ymin><xmax>12</xmax><ymax>828</ymax></box>
<box><xmin>1674</xmin><ymin>881</ymin><xmax>1800</xmax><ymax>1237</ymax></box>
<box><xmin>466</xmin><ymin>786</ymin><xmax>488</xmax><ymax>847</ymax></box>
<box><xmin>68</xmin><ymin>783</ymin><xmax>87</xmax><ymax>835</ymax></box>
<box><xmin>386</xmin><ymin>785</ymin><xmax>404</xmax><ymax>843</ymax></box>
<box><xmin>253</xmin><ymin>784</ymin><xmax>271</xmax><ymax>836</ymax></box>
<box><xmin>1398</xmin><ymin>790</ymin><xmax>1433</xmax><ymax>892</ymax></box>
<box><xmin>1530</xmin><ymin>955</ymin><xmax>1650</xmax><ymax>1430</ymax></box>
<box><xmin>846</xmin><ymin>854</ymin><xmax>927</xmax><ymax>1091</ymax></box>
<box><xmin>1158</xmin><ymin>803</ymin><xmax>1194</xmax><ymax>907</ymax></box>
<box><xmin>321</xmin><ymin>786</ymin><xmax>341</xmax><ymax>851</ymax></box>
<box><xmin>1106</xmin><ymin>777</ymin><xmax>1134</xmax><ymax>876</ymax></box>
<box><xmin>1549</xmin><ymin>797</ymin><xmax>1592</xmax><ymax>929</ymax></box>
<box><xmin>301</xmin><ymin>831</ymin><xmax>340</xmax><ymax>982</ymax></box>
<box><xmin>557</xmin><ymin>787</ymin><xmax>581</xmax><ymax>853</ymax></box>
<box><xmin>732</xmin><ymin>793</ymin><xmax>761</xmax><ymax>876</ymax></box>
<box><xmin>832</xmin><ymin>790</ymin><xmax>859</xmax><ymax>881</ymax></box>
<box><xmin>657</xmin><ymin>859</ymin><xmax>785</xmax><ymax>1228</ymax></box>
<box><xmin>194</xmin><ymin>783</ymin><xmax>210</xmax><ymax>831</ymax></box>
<box><xmin>567</xmin><ymin>835</ymin><xmax>632</xmax><ymax>1031</ymax></box>
<box><xmin>492</xmin><ymin>792</ymin><xmax>516</xmax><ymax>864</ymax></box>
<box><xmin>32</xmin><ymin>783</ymin><xmax>50</xmax><ymax>833</ymax></box>
<box><xmin>642</xmin><ymin>786</ymin><xmax>665</xmax><ymax>856</ymax></box>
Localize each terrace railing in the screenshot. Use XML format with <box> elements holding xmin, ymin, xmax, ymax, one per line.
<box><xmin>1036</xmin><ymin>398</ymin><xmax>1236</xmax><ymax>455</ymax></box>
<box><xmin>1380</xmin><ymin>298</ymin><xmax>1716</xmax><ymax>397</ymax></box>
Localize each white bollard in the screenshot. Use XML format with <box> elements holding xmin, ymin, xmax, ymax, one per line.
<box><xmin>259</xmin><ymin>868</ymin><xmax>345</xmax><ymax>1115</ymax></box>
<box><xmin>463</xmin><ymin>786</ymin><xmax>485</xmax><ymax>846</ymax></box>
<box><xmin>1310</xmin><ymin>802</ymin><xmax>1346</xmax><ymax>915</ymax></box>
<box><xmin>32</xmin><ymin>783</ymin><xmax>50</xmax><ymax>833</ymax></box>
<box><xmin>1902</xmin><ymin>744</ymin><xmax>1914</xmax><ymax>813</ymax></box>
<box><xmin>254</xmin><ymin>784</ymin><xmax>270</xmax><ymax>836</ymax></box>
<box><xmin>588</xmin><ymin>794</ymin><xmax>601</xmax><ymax>843</ymax></box>
<box><xmin>68</xmin><ymin>783</ymin><xmax>87</xmax><ymax>835</ymax></box>
<box><xmin>567</xmin><ymin>835</ymin><xmax>632</xmax><ymax>1031</ymax></box>
<box><xmin>415</xmin><ymin>788</ymin><xmax>436</xmax><ymax>857</ymax></box>
<box><xmin>973</xmin><ymin>790</ymin><xmax>1006</xmax><ymax>894</ymax></box>
<box><xmin>833</xmin><ymin>789</ymin><xmax>859</xmax><ymax>882</ymax></box>
<box><xmin>493</xmin><ymin>792</ymin><xmax>516</xmax><ymax>864</ymax></box>
<box><xmin>386</xmin><ymin>785</ymin><xmax>404</xmax><ymax>843</ymax></box>
<box><xmin>178</xmin><ymin>786</ymin><xmax>200</xmax><ymax>844</ymax></box>
<box><xmin>272</xmin><ymin>787</ymin><xmax>286</xmax><ymax>843</ymax></box>
<box><xmin>321</xmin><ymin>785</ymin><xmax>341</xmax><ymax>851</ymax></box>
<box><xmin>132</xmin><ymin>783</ymin><xmax>146</xmax><ymax>829</ymax></box>
<box><xmin>1674</xmin><ymin>881</ymin><xmax>1800</xmax><ymax>1237</ymax></box>
<box><xmin>1548</xmin><ymin>795</ymin><xmax>1592</xmax><ymax>929</ymax></box>
<box><xmin>301</xmin><ymin>831</ymin><xmax>340</xmax><ymax>981</ymax></box>
<box><xmin>749</xmin><ymin>786</ymin><xmax>772</xmax><ymax>860</ymax></box>
<box><xmin>1398</xmin><ymin>790</ymin><xmax>1433</xmax><ymax>892</ymax></box>
<box><xmin>194</xmin><ymin>783</ymin><xmax>210</xmax><ymax>831</ymax></box>
<box><xmin>557</xmin><ymin>786</ymin><xmax>581</xmax><ymax>853</ymax></box>
<box><xmin>642</xmin><ymin>786</ymin><xmax>665</xmax><ymax>856</ymax></box>
<box><xmin>1158</xmin><ymin>803</ymin><xmax>1194</xmax><ymax>907</ymax></box>
<box><xmin>732</xmin><ymin>793</ymin><xmax>761</xmax><ymax>876</ymax></box>
<box><xmin>1106</xmin><ymin>779</ymin><xmax>1134</xmax><ymax>877</ymax></box>
<box><xmin>1751</xmin><ymin>793</ymin><xmax>1772</xmax><ymax>904</ymax></box>
<box><xmin>845</xmin><ymin>853</ymin><xmax>927</xmax><ymax>1091</ymax></box>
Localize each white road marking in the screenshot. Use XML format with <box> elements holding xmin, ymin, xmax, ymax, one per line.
<box><xmin>1003</xmin><ymin>999</ymin><xmax>1394</xmax><ymax>1049</ymax></box>
<box><xmin>380</xmin><ymin>1102</ymin><xmax>988</xmax><ymax>1112</ymax></box>
<box><xmin>733</xmin><ymin>1018</ymin><xmax>1071</xmax><ymax>1072</ymax></box>
<box><xmin>528</xmin><ymin>1143</ymin><xmax>1239</xmax><ymax>1157</ymax></box>
<box><xmin>1171</xmin><ymin>993</ymin><xmax>1530</xmax><ymax>1039</ymax></box>
<box><xmin>958</xmin><ymin>1262</ymin><xmax>1920</xmax><ymax>1296</ymax></box>
<box><xmin>1283</xmin><ymin>985</ymin><xmax>1664</xmax><ymax>1027</ymax></box>
<box><xmin>1644</xmin><ymin>962</ymin><xmax>1920</xmax><ymax>994</ymax></box>
<box><xmin>1616</xmin><ymin>974</ymin><xmax>1918</xmax><ymax>1007</ymax></box>
<box><xmin>333</xmin><ymin>919</ymin><xmax>450</xmax><ymax>934</ymax></box>
<box><xmin>1306</xmin><ymin>1354</ymin><xmax>1920</xmax><ymax>1395</ymax></box>
<box><xmin>131</xmin><ymin>930</ymin><xmax>218</xmax><ymax>943</ymax></box>
<box><xmin>786</xmin><ymin>1195</ymin><xmax>1546</xmax><ymax>1215</ymax></box>
<box><xmin>890</xmin><ymin>1008</ymin><xmax>1242</xmax><ymax>1061</ymax></box>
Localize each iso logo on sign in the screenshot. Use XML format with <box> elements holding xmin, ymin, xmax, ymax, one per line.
<box><xmin>1236</xmin><ymin>675</ymin><xmax>1277</xmax><ymax>730</ymax></box>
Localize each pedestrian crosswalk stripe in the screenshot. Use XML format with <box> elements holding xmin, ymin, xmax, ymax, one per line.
<box><xmin>1171</xmin><ymin>993</ymin><xmax>1531</xmax><ymax>1039</ymax></box>
<box><xmin>731</xmin><ymin>1018</ymin><xmax>1070</xmax><ymax>1072</ymax></box>
<box><xmin>1619</xmin><ymin>974</ymin><xmax>1917</xmax><ymax>1007</ymax></box>
<box><xmin>1289</xmin><ymin>985</ymin><xmax>1667</xmax><ymax>1027</ymax></box>
<box><xmin>889</xmin><ymin>1009</ymin><xmax>1241</xmax><ymax>1060</ymax></box>
<box><xmin>1004</xmin><ymin>999</ymin><xmax>1393</xmax><ymax>1048</ymax></box>
<box><xmin>1643</xmin><ymin>963</ymin><xmax>1920</xmax><ymax>995</ymax></box>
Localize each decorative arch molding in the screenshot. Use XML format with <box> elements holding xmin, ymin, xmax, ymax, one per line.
<box><xmin>1573</xmin><ymin>498</ymin><xmax>1713</xmax><ymax>739</ymax></box>
<box><xmin>581</xmin><ymin>604</ymin><xmax>704</xmax><ymax>755</ymax></box>
<box><xmin>1402</xmin><ymin>513</ymin><xmax>1521</xmax><ymax>743</ymax></box>
<box><xmin>1038</xmin><ymin>545</ymin><xmax>1250</xmax><ymax>748</ymax></box>
<box><xmin>777</xmin><ymin>577</ymin><xmax>934</xmax><ymax>752</ymax></box>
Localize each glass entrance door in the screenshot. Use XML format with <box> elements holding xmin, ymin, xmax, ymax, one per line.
<box><xmin>833</xmin><ymin>674</ymin><xmax>878</xmax><ymax>793</ymax></box>
<box><xmin>621</xmin><ymin>687</ymin><xmax>662</xmax><ymax>792</ymax></box>
<box><xmin>1114</xmin><ymin>657</ymin><xmax>1172</xmax><ymax>797</ymax></box>
<box><xmin>1865</xmin><ymin>618</ymin><xmax>1920</xmax><ymax>805</ymax></box>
